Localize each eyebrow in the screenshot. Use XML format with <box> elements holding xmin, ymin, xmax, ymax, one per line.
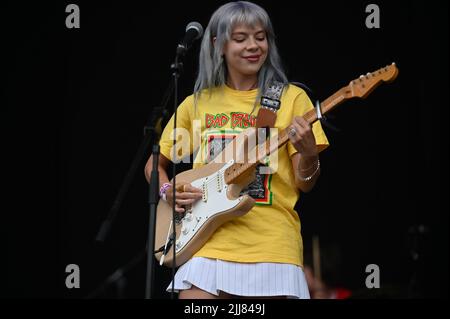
<box><xmin>231</xmin><ymin>30</ymin><xmax>265</xmax><ymax>36</ymax></box>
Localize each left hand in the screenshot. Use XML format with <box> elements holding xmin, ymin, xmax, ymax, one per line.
<box><xmin>288</xmin><ymin>116</ymin><xmax>318</xmax><ymax>157</ymax></box>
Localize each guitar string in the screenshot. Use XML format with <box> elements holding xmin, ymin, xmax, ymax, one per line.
<box><xmin>192</xmin><ymin>133</ymin><xmax>283</xmax><ymax>190</ymax></box>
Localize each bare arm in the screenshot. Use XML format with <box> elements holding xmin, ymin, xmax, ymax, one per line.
<box><xmin>144</xmin><ymin>154</ymin><xmax>202</xmax><ymax>213</ymax></box>
<box><xmin>291</xmin><ymin>153</ymin><xmax>320</xmax><ymax>192</ymax></box>
<box><xmin>288</xmin><ymin>116</ymin><xmax>321</xmax><ymax>193</ymax></box>
<box><xmin>144</xmin><ymin>154</ymin><xmax>170</xmax><ymax>186</ymax></box>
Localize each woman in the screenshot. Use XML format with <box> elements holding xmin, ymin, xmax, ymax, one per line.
<box><xmin>145</xmin><ymin>1</ymin><xmax>329</xmax><ymax>299</ymax></box>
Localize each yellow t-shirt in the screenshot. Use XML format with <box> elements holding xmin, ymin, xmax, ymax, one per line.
<box><xmin>159</xmin><ymin>84</ymin><xmax>329</xmax><ymax>267</ymax></box>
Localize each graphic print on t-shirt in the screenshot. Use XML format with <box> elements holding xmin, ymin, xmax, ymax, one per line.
<box><xmin>203</xmin><ymin>126</ymin><xmax>272</xmax><ymax>206</ymax></box>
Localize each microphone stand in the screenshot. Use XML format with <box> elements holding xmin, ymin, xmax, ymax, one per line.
<box><xmin>86</xmin><ymin>248</ymin><xmax>146</xmax><ymax>299</ymax></box>
<box><xmin>91</xmin><ymin>82</ymin><xmax>173</xmax><ymax>299</ymax></box>
<box><xmin>92</xmin><ymin>42</ymin><xmax>190</xmax><ymax>300</ymax></box>
<box><xmin>156</xmin><ymin>45</ymin><xmax>186</xmax><ymax>300</ymax></box>
<box><xmin>145</xmin><ymin>45</ymin><xmax>187</xmax><ymax>299</ymax></box>
<box><xmin>144</xmin><ymin>143</ymin><xmax>161</xmax><ymax>299</ymax></box>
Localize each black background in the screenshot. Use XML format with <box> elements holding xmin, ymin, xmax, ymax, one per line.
<box><xmin>3</xmin><ymin>0</ymin><xmax>448</xmax><ymax>299</ymax></box>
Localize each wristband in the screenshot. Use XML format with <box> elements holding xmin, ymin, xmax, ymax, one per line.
<box><xmin>159</xmin><ymin>182</ymin><xmax>172</xmax><ymax>201</ymax></box>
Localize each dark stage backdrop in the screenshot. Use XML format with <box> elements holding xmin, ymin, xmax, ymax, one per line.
<box><xmin>3</xmin><ymin>0</ymin><xmax>448</xmax><ymax>299</ymax></box>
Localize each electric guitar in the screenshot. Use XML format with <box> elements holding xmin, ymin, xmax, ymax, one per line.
<box><xmin>154</xmin><ymin>63</ymin><xmax>399</xmax><ymax>267</ymax></box>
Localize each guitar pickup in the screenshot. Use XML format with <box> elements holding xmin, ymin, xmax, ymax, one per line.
<box><xmin>202</xmin><ymin>181</ymin><xmax>208</xmax><ymax>202</ymax></box>
<box><xmin>216</xmin><ymin>173</ymin><xmax>223</xmax><ymax>192</ymax></box>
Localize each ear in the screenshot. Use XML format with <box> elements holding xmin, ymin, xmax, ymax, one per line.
<box><xmin>212</xmin><ymin>37</ymin><xmax>225</xmax><ymax>57</ymax></box>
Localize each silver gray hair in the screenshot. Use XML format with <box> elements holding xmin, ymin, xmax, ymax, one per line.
<box><xmin>193</xmin><ymin>1</ymin><xmax>288</xmax><ymax>110</ymax></box>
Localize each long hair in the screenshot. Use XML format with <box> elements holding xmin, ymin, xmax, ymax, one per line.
<box><xmin>194</xmin><ymin>1</ymin><xmax>288</xmax><ymax>111</ymax></box>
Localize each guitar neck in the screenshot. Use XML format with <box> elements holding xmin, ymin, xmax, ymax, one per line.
<box><xmin>257</xmin><ymin>87</ymin><xmax>349</xmax><ymax>164</ymax></box>
<box><xmin>223</xmin><ymin>63</ymin><xmax>399</xmax><ymax>184</ymax></box>
<box><xmin>223</xmin><ymin>88</ymin><xmax>347</xmax><ymax>184</ymax></box>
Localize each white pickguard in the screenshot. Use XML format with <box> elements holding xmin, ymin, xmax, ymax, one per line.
<box><xmin>175</xmin><ymin>160</ymin><xmax>242</xmax><ymax>252</ymax></box>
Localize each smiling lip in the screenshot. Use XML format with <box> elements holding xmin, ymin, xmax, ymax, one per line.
<box><xmin>244</xmin><ymin>55</ymin><xmax>261</xmax><ymax>62</ymax></box>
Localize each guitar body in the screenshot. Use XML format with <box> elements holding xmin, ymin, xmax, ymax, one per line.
<box><xmin>154</xmin><ymin>159</ymin><xmax>256</xmax><ymax>267</ymax></box>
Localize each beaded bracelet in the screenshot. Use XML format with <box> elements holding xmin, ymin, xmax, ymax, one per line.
<box><xmin>298</xmin><ymin>159</ymin><xmax>320</xmax><ymax>182</ymax></box>
<box><xmin>159</xmin><ymin>182</ymin><xmax>172</xmax><ymax>201</ymax></box>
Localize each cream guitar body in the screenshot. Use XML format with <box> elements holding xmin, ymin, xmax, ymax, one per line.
<box><xmin>154</xmin><ymin>159</ymin><xmax>256</xmax><ymax>267</ymax></box>
<box><xmin>155</xmin><ymin>125</ymin><xmax>262</xmax><ymax>267</ymax></box>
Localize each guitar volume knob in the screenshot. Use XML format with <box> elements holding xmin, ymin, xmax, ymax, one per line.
<box><xmin>181</xmin><ymin>225</ymin><xmax>189</xmax><ymax>235</ymax></box>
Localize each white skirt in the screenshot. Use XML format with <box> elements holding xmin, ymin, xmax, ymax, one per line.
<box><xmin>166</xmin><ymin>257</ymin><xmax>310</xmax><ymax>298</ymax></box>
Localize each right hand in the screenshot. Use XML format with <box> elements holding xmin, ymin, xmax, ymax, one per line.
<box><xmin>165</xmin><ymin>183</ymin><xmax>203</xmax><ymax>213</ymax></box>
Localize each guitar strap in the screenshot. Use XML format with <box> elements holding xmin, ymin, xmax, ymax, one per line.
<box><xmin>255</xmin><ymin>81</ymin><xmax>285</xmax><ymax>141</ymax></box>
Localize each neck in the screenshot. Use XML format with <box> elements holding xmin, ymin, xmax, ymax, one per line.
<box><xmin>226</xmin><ymin>73</ymin><xmax>258</xmax><ymax>91</ymax></box>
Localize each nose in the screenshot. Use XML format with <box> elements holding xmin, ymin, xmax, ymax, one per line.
<box><xmin>246</xmin><ymin>37</ymin><xmax>258</xmax><ymax>51</ymax></box>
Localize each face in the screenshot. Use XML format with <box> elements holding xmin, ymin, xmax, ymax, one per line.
<box><xmin>222</xmin><ymin>23</ymin><xmax>268</xmax><ymax>78</ymax></box>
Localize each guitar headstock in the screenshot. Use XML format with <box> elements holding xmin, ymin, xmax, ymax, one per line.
<box><xmin>345</xmin><ymin>63</ymin><xmax>399</xmax><ymax>99</ymax></box>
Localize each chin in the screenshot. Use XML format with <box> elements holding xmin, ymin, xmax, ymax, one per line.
<box><xmin>242</xmin><ymin>66</ymin><xmax>263</xmax><ymax>75</ymax></box>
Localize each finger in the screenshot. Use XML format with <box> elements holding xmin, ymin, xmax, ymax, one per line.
<box><xmin>175</xmin><ymin>206</ymin><xmax>185</xmax><ymax>213</ymax></box>
<box><xmin>175</xmin><ymin>191</ymin><xmax>203</xmax><ymax>199</ymax></box>
<box><xmin>291</xmin><ymin>122</ymin><xmax>305</xmax><ymax>138</ymax></box>
<box><xmin>183</xmin><ymin>184</ymin><xmax>203</xmax><ymax>194</ymax></box>
<box><xmin>176</xmin><ymin>198</ymin><xmax>199</xmax><ymax>205</ymax></box>
<box><xmin>288</xmin><ymin>126</ymin><xmax>297</xmax><ymax>140</ymax></box>
<box><xmin>296</xmin><ymin>116</ymin><xmax>311</xmax><ymax>131</ymax></box>
<box><xmin>298</xmin><ymin>122</ymin><xmax>313</xmax><ymax>139</ymax></box>
<box><xmin>167</xmin><ymin>202</ymin><xmax>185</xmax><ymax>213</ymax></box>
<box><xmin>294</xmin><ymin>116</ymin><xmax>304</xmax><ymax>125</ymax></box>
<box><xmin>288</xmin><ymin>129</ymin><xmax>302</xmax><ymax>148</ymax></box>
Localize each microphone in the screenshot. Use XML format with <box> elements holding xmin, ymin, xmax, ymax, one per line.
<box><xmin>177</xmin><ymin>21</ymin><xmax>203</xmax><ymax>55</ymax></box>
